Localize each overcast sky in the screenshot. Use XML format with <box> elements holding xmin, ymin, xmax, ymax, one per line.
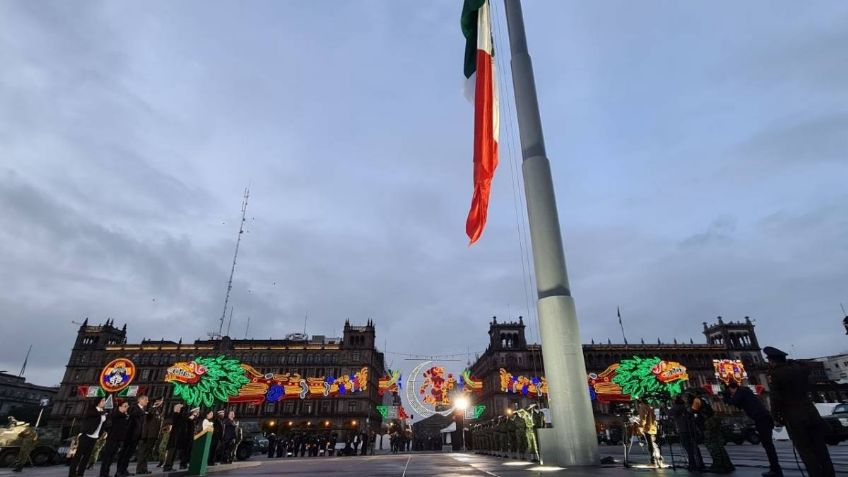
<box><xmin>1</xmin><ymin>1</ymin><xmax>847</xmax><ymax>391</ymax></box>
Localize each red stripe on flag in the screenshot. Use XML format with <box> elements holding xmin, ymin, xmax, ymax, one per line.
<box><xmin>466</xmin><ymin>49</ymin><xmax>498</xmax><ymax>244</ymax></box>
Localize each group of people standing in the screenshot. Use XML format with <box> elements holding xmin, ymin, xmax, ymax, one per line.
<box><xmin>651</xmin><ymin>346</ymin><xmax>835</xmax><ymax>477</ymax></box>
<box><xmin>66</xmin><ymin>395</ymin><xmax>161</xmax><ymax>477</ymax></box>
<box><xmin>265</xmin><ymin>430</ymin><xmax>376</xmax><ymax>458</ymax></box>
<box><xmin>66</xmin><ymin>396</ymin><xmax>241</xmax><ymax>477</ymax></box>
<box><xmin>161</xmin><ymin>405</ymin><xmax>241</xmax><ymax>471</ymax></box>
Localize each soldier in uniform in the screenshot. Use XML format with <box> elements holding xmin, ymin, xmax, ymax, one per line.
<box><xmin>86</xmin><ymin>432</ymin><xmax>108</xmax><ymax>470</ymax></box>
<box><xmin>513</xmin><ymin>409</ymin><xmax>527</xmax><ymax>460</ymax></box>
<box><xmin>12</xmin><ymin>425</ymin><xmax>37</xmax><ymax>472</ymax></box>
<box><xmin>765</xmin><ymin>346</ymin><xmax>835</xmax><ymax>477</ymax></box>
<box><xmin>506</xmin><ymin>413</ymin><xmax>517</xmax><ymax>458</ymax></box>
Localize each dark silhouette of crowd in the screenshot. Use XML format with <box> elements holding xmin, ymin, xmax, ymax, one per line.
<box><xmin>263</xmin><ymin>430</ymin><xmax>378</xmax><ymax>458</ymax></box>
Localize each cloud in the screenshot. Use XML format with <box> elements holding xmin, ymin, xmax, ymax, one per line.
<box><xmin>1</xmin><ymin>0</ymin><xmax>847</xmax><ymax>390</ymax></box>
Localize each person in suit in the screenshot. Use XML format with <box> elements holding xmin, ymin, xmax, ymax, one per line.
<box><xmin>209</xmin><ymin>410</ymin><xmax>224</xmax><ymax>465</ymax></box>
<box><xmin>68</xmin><ymin>397</ymin><xmax>109</xmax><ymax>477</ymax></box>
<box><xmin>116</xmin><ymin>395</ymin><xmax>147</xmax><ymax>477</ymax></box>
<box><xmin>99</xmin><ymin>402</ymin><xmax>130</xmax><ymax>477</ymax></box>
<box><xmin>135</xmin><ymin>396</ymin><xmax>162</xmax><ymax>475</ymax></box>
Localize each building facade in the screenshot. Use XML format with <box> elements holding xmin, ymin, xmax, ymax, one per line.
<box><xmin>0</xmin><ymin>372</ymin><xmax>58</xmax><ymax>420</ymax></box>
<box><xmin>50</xmin><ymin>319</ymin><xmax>387</xmax><ymax>437</ymax></box>
<box><xmin>813</xmin><ymin>353</ymin><xmax>848</xmax><ymax>383</ymax></box>
<box><xmin>468</xmin><ymin>316</ymin><xmax>770</xmax><ymax>421</ymax></box>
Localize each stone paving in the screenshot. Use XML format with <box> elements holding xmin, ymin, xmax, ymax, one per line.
<box><xmin>1</xmin><ymin>441</ymin><xmax>845</xmax><ymax>477</ymax></box>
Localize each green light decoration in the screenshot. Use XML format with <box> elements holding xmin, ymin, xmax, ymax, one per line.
<box><xmin>470</xmin><ymin>404</ymin><xmax>486</xmax><ymax>419</ymax></box>
<box><xmin>168</xmin><ymin>356</ymin><xmax>250</xmax><ymax>407</ymax></box>
<box><xmin>376</xmin><ymin>405</ymin><xmax>389</xmax><ymax>419</ymax></box>
<box><xmin>612</xmin><ymin>356</ymin><xmax>688</xmax><ymax>404</ymax></box>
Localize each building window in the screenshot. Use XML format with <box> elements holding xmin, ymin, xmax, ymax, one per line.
<box><xmin>348</xmin><ymin>401</ymin><xmax>358</xmax><ymax>412</ymax></box>
<box><xmin>283</xmin><ymin>402</ymin><xmax>294</xmax><ymax>414</ymax></box>
<box><xmin>141</xmin><ymin>369</ymin><xmax>151</xmax><ymax>381</ymax></box>
<box><xmin>303</xmin><ymin>401</ymin><xmax>314</xmax><ymax>415</ymax></box>
<box><xmin>352</xmin><ymin>351</ymin><xmax>360</xmax><ymax>362</ymax></box>
<box><xmin>321</xmin><ymin>401</ymin><xmax>332</xmax><ymax>414</ymax></box>
<box><xmin>264</xmin><ymin>402</ymin><xmax>276</xmax><ymax>414</ymax></box>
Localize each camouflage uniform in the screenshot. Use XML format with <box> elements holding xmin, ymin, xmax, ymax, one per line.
<box><xmin>506</xmin><ymin>415</ymin><xmax>517</xmax><ymax>458</ymax></box>
<box><xmin>13</xmin><ymin>427</ymin><xmax>37</xmax><ymax>472</ymax></box>
<box><xmin>497</xmin><ymin>418</ymin><xmax>508</xmax><ymax>457</ymax></box>
<box><xmin>514</xmin><ymin>412</ymin><xmax>527</xmax><ymax>459</ymax></box>
<box><xmin>87</xmin><ymin>433</ymin><xmax>108</xmax><ymax>469</ymax></box>
<box><xmin>704</xmin><ymin>415</ymin><xmax>733</xmax><ymax>472</ymax></box>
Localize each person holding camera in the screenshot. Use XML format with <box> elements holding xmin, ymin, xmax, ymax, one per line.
<box><xmin>724</xmin><ymin>380</ymin><xmax>782</xmax><ymax>477</ymax></box>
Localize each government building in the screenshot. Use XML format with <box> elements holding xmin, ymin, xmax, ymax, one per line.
<box><xmin>467</xmin><ymin>316</ymin><xmax>771</xmax><ymax>422</ymax></box>
<box><xmin>49</xmin><ymin>319</ymin><xmax>388</xmax><ymax>439</ymax></box>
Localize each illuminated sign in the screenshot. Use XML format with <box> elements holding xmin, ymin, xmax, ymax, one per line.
<box><xmin>499</xmin><ymin>369</ymin><xmax>547</xmax><ymax>396</ymax></box>
<box><xmin>99</xmin><ymin>358</ymin><xmax>136</xmax><ymax>393</ymax></box>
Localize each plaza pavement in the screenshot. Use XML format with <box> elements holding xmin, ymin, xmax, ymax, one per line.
<box><xmin>1</xmin><ymin>442</ymin><xmax>845</xmax><ymax>476</ymax></box>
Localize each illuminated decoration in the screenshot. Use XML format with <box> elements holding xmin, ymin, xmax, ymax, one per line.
<box><xmin>498</xmin><ymin>368</ymin><xmax>548</xmax><ymax>396</ymax></box>
<box><xmin>612</xmin><ymin>357</ymin><xmax>688</xmax><ymax>402</ymax></box>
<box><xmin>165</xmin><ymin>355</ymin><xmax>368</xmax><ymax>407</ymax></box>
<box><xmin>713</xmin><ymin>359</ymin><xmax>747</xmax><ymax>385</ymax></box>
<box><xmin>378</xmin><ymin>369</ymin><xmax>402</xmax><ymax>396</ymax></box>
<box><xmin>403</xmin><ymin>362</ymin><xmax>481</xmax><ymax>419</ymax></box>
<box><xmin>587</xmin><ymin>364</ymin><xmax>630</xmax><ymax>404</ymax></box>
<box><xmin>419</xmin><ymin>366</ymin><xmax>457</xmax><ymax>406</ymax></box>
<box><xmin>458</xmin><ymin>370</ymin><xmax>483</xmax><ymax>393</ymax></box>
<box><xmin>166</xmin><ymin>356</ymin><xmax>250</xmax><ymax>407</ymax></box>
<box><xmin>77</xmin><ymin>385</ymin><xmax>143</xmax><ymax>398</ymax></box>
<box><xmin>465</xmin><ymin>404</ymin><xmax>486</xmax><ymax>420</ymax></box>
<box><xmin>376</xmin><ymin>405</ymin><xmax>410</xmax><ymax>420</ymax></box>
<box><xmin>99</xmin><ymin>358</ymin><xmax>136</xmax><ymax>393</ymax></box>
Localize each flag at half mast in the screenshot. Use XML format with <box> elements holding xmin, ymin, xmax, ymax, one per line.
<box><xmin>461</xmin><ymin>0</ymin><xmax>499</xmax><ymax>244</ymax></box>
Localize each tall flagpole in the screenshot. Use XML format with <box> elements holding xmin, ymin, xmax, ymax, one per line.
<box><xmin>503</xmin><ymin>0</ymin><xmax>599</xmax><ymax>466</ymax></box>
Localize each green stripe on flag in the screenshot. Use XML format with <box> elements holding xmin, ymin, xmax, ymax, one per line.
<box><xmin>461</xmin><ymin>0</ymin><xmax>486</xmax><ymax>78</ymax></box>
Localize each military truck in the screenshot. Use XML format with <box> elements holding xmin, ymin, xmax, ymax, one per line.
<box><xmin>0</xmin><ymin>417</ymin><xmax>63</xmax><ymax>467</ymax></box>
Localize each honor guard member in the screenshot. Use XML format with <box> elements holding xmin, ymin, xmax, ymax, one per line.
<box><xmin>765</xmin><ymin>346</ymin><xmax>834</xmax><ymax>477</ymax></box>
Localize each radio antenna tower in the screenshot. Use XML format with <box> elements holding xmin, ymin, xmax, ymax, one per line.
<box><xmin>216</xmin><ymin>187</ymin><xmax>250</xmax><ymax>338</ymax></box>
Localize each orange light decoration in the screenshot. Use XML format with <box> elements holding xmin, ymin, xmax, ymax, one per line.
<box><xmin>713</xmin><ymin>359</ymin><xmax>747</xmax><ymax>385</ymax></box>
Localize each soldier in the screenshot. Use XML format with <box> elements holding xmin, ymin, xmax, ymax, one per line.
<box><xmin>513</xmin><ymin>410</ymin><xmax>527</xmax><ymax>460</ymax></box>
<box><xmin>156</xmin><ymin>424</ymin><xmax>171</xmax><ymax>468</ymax></box>
<box><xmin>12</xmin><ymin>425</ymin><xmax>37</xmax><ymax>472</ymax></box>
<box><xmin>86</xmin><ymin>432</ymin><xmax>108</xmax><ymax>470</ymax></box>
<box><xmin>516</xmin><ymin>408</ymin><xmax>538</xmax><ymax>462</ymax></box>
<box><xmin>508</xmin><ymin>413</ymin><xmax>519</xmax><ymax>458</ymax></box>
<box><xmin>765</xmin><ymin>346</ymin><xmax>835</xmax><ymax>477</ymax></box>
<box><xmin>496</xmin><ymin>416</ymin><xmax>507</xmax><ymax>457</ymax></box>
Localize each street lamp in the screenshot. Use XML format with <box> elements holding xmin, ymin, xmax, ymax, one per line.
<box><xmin>455</xmin><ymin>396</ymin><xmax>470</xmax><ymax>451</ymax></box>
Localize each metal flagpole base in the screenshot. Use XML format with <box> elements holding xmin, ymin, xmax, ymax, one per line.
<box><xmin>537</xmin><ymin>295</ymin><xmax>599</xmax><ymax>467</ymax></box>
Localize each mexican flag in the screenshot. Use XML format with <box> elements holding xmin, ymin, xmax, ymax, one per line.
<box><xmin>461</xmin><ymin>0</ymin><xmax>499</xmax><ymax>244</ymax></box>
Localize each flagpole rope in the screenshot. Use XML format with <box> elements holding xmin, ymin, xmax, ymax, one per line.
<box><xmin>490</xmin><ymin>0</ymin><xmax>536</xmax><ymax>330</ymax></box>
<box><xmin>491</xmin><ymin>0</ymin><xmax>540</xmax><ymax>344</ymax></box>
<box><xmin>491</xmin><ymin>0</ymin><xmax>546</xmax><ymax>407</ymax></box>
